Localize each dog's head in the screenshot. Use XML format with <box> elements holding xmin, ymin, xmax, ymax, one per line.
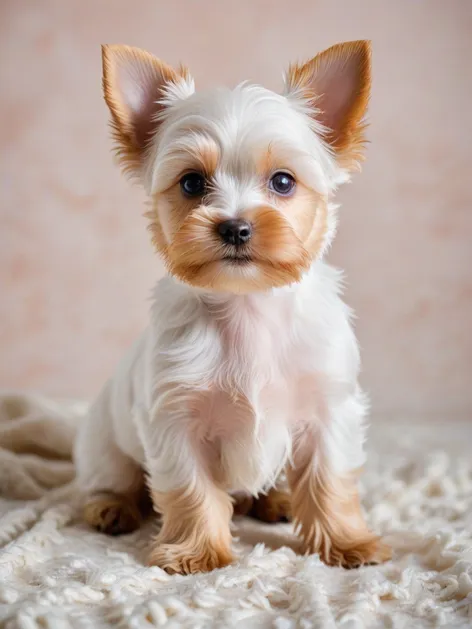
<box><xmin>102</xmin><ymin>41</ymin><xmax>371</xmax><ymax>293</ymax></box>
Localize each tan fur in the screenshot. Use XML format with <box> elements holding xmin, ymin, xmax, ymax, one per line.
<box><xmin>287</xmin><ymin>454</ymin><xmax>391</xmax><ymax>567</ymax></box>
<box><xmin>232</xmin><ymin>486</ymin><xmax>292</xmax><ymax>522</ymax></box>
<box><xmin>150</xmin><ymin>483</ymin><xmax>233</xmax><ymax>574</ymax></box>
<box><xmin>284</xmin><ymin>186</ymin><xmax>328</xmax><ymax>258</ymax></box>
<box><xmin>232</xmin><ymin>493</ymin><xmax>254</xmax><ymax>516</ymax></box>
<box><xmin>178</xmin><ymin>135</ymin><xmax>221</xmax><ymax>177</ymax></box>
<box><xmin>102</xmin><ymin>45</ymin><xmax>188</xmax><ymax>177</ymax></box>
<box><xmin>251</xmin><ymin>487</ymin><xmax>292</xmax><ymax>523</ymax></box>
<box><xmin>83</xmin><ymin>491</ymin><xmax>145</xmax><ymax>535</ymax></box>
<box><xmin>286</xmin><ymin>40</ymin><xmax>371</xmax><ymax>170</ymax></box>
<box><xmin>146</xmin><ymin>172</ymin><xmax>326</xmax><ymax>294</ymax></box>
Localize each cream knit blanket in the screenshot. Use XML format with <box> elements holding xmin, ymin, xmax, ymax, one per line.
<box><xmin>0</xmin><ymin>392</ymin><xmax>471</xmax><ymax>628</ymax></box>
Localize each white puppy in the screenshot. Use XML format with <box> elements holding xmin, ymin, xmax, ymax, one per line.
<box><xmin>75</xmin><ymin>40</ymin><xmax>391</xmax><ymax>574</ymax></box>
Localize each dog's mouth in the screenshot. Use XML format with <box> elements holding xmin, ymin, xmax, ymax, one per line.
<box><xmin>222</xmin><ymin>254</ymin><xmax>253</xmax><ymax>265</ymax></box>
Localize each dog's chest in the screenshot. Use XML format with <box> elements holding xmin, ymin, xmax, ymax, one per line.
<box><xmin>193</xmin><ymin>296</ymin><xmax>303</xmax><ymax>492</ymax></box>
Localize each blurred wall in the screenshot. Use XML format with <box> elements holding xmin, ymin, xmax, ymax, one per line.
<box><xmin>1</xmin><ymin>0</ymin><xmax>471</xmax><ymax>417</ymax></box>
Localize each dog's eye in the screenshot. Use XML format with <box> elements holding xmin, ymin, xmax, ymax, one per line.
<box><xmin>269</xmin><ymin>172</ymin><xmax>296</xmax><ymax>196</ymax></box>
<box><xmin>180</xmin><ymin>172</ymin><xmax>206</xmax><ymax>197</ymax></box>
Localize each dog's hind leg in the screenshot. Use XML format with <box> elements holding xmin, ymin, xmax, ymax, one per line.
<box><xmin>75</xmin><ymin>405</ymin><xmax>150</xmax><ymax>536</ymax></box>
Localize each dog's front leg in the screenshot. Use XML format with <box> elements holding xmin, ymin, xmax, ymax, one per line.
<box><xmin>140</xmin><ymin>404</ymin><xmax>233</xmax><ymax>575</ymax></box>
<box><xmin>149</xmin><ymin>477</ymin><xmax>233</xmax><ymax>575</ymax></box>
<box><xmin>288</xmin><ymin>391</ymin><xmax>391</xmax><ymax>568</ymax></box>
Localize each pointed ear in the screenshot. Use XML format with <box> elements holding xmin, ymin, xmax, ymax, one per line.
<box><xmin>101</xmin><ymin>44</ymin><xmax>193</xmax><ymax>177</ymax></box>
<box><xmin>285</xmin><ymin>40</ymin><xmax>372</xmax><ymax>169</ymax></box>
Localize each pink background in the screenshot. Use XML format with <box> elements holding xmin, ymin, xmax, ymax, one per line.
<box><xmin>1</xmin><ymin>1</ymin><xmax>471</xmax><ymax>417</ymax></box>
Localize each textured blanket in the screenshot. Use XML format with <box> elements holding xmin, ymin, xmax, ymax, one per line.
<box><xmin>0</xmin><ymin>392</ymin><xmax>471</xmax><ymax>628</ymax></box>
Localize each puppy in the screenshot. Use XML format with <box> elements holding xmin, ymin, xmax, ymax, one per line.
<box><xmin>74</xmin><ymin>40</ymin><xmax>391</xmax><ymax>574</ymax></box>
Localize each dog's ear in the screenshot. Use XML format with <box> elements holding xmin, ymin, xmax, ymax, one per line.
<box><xmin>285</xmin><ymin>41</ymin><xmax>371</xmax><ymax>170</ymax></box>
<box><xmin>102</xmin><ymin>45</ymin><xmax>193</xmax><ymax>178</ymax></box>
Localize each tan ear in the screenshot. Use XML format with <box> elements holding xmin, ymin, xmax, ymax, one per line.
<box><xmin>285</xmin><ymin>40</ymin><xmax>372</xmax><ymax>169</ymax></box>
<box><xmin>102</xmin><ymin>44</ymin><xmax>193</xmax><ymax>177</ymax></box>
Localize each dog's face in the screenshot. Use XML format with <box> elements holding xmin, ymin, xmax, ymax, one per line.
<box><xmin>102</xmin><ymin>42</ymin><xmax>371</xmax><ymax>293</ymax></box>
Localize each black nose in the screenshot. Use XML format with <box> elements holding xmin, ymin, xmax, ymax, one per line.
<box><xmin>217</xmin><ymin>219</ymin><xmax>252</xmax><ymax>246</ymax></box>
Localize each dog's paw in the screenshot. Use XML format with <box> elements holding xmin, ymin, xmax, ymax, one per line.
<box><xmin>83</xmin><ymin>492</ymin><xmax>141</xmax><ymax>536</ymax></box>
<box><xmin>250</xmin><ymin>487</ymin><xmax>292</xmax><ymax>523</ymax></box>
<box><xmin>304</xmin><ymin>535</ymin><xmax>392</xmax><ymax>569</ymax></box>
<box><xmin>232</xmin><ymin>494</ymin><xmax>254</xmax><ymax>517</ymax></box>
<box><xmin>149</xmin><ymin>541</ymin><xmax>233</xmax><ymax>574</ymax></box>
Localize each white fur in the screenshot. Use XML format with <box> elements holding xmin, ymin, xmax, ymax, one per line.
<box><xmin>75</xmin><ymin>81</ymin><xmax>367</xmax><ymax>506</ymax></box>
<box><xmin>148</xmin><ymin>83</ymin><xmax>341</xmax><ymax>195</ymax></box>
<box><xmin>75</xmin><ymin>267</ymin><xmax>366</xmax><ymax>498</ymax></box>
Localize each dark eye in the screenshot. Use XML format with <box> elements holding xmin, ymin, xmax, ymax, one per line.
<box><xmin>180</xmin><ymin>172</ymin><xmax>206</xmax><ymax>197</ymax></box>
<box><xmin>269</xmin><ymin>172</ymin><xmax>296</xmax><ymax>196</ymax></box>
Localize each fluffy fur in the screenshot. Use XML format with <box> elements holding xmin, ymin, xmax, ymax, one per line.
<box><xmin>74</xmin><ymin>40</ymin><xmax>391</xmax><ymax>573</ymax></box>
